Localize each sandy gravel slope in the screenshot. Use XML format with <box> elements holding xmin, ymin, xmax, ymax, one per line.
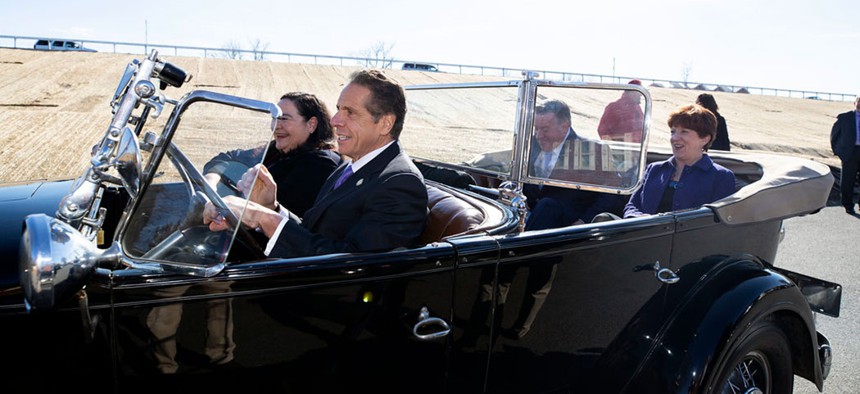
<box><xmin>0</xmin><ymin>48</ymin><xmax>848</xmax><ymax>183</ymax></box>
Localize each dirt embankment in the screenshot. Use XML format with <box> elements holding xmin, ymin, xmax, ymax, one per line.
<box><xmin>0</xmin><ymin>48</ymin><xmax>848</xmax><ymax>183</ymax></box>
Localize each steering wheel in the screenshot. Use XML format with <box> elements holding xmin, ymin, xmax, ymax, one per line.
<box><xmin>204</xmin><ymin>160</ymin><xmax>253</xmax><ymax>197</ymax></box>
<box><xmin>142</xmin><ymin>224</ymin><xmax>264</xmax><ymax>263</ymax></box>
<box><xmin>195</xmin><ymin>168</ymin><xmax>268</xmax><ymax>262</ymax></box>
<box><xmin>165</xmin><ymin>144</ymin><xmax>266</xmax><ymax>261</ymax></box>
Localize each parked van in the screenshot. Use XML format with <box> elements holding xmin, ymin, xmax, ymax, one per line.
<box><xmin>402</xmin><ymin>63</ymin><xmax>439</xmax><ymax>72</ymax></box>
<box><xmin>33</xmin><ymin>39</ymin><xmax>97</xmax><ymax>52</ymax></box>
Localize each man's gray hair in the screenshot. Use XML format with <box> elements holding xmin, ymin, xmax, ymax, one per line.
<box><xmin>535</xmin><ymin>99</ymin><xmax>571</xmax><ymax>124</ymax></box>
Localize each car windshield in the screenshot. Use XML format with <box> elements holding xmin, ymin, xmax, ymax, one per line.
<box><xmin>403</xmin><ymin>81</ymin><xmax>647</xmax><ymax>192</ymax></box>
<box><xmin>121</xmin><ymin>100</ymin><xmax>275</xmax><ymax>268</ymax></box>
<box><xmin>403</xmin><ymin>83</ymin><xmax>519</xmax><ymax>175</ymax></box>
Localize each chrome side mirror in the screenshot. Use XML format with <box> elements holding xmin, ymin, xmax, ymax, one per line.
<box><xmin>19</xmin><ymin>214</ymin><xmax>118</xmax><ymax>311</ymax></box>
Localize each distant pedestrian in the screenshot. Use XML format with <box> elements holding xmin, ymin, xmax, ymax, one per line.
<box><xmin>830</xmin><ymin>96</ymin><xmax>860</xmax><ymax>214</ymax></box>
<box><xmin>695</xmin><ymin>93</ymin><xmax>731</xmax><ymax>151</ymax></box>
<box><xmin>597</xmin><ymin>79</ymin><xmax>645</xmax><ymax>143</ymax></box>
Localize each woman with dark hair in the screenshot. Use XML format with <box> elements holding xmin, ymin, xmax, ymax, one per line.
<box><xmin>204</xmin><ymin>92</ymin><xmax>341</xmax><ymax>217</ymax></box>
<box><xmin>695</xmin><ymin>93</ymin><xmax>731</xmax><ymax>150</ymax></box>
<box><xmin>624</xmin><ymin>104</ymin><xmax>735</xmax><ymax>217</ymax></box>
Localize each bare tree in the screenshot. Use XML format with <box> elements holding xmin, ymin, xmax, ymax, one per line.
<box><xmin>681</xmin><ymin>61</ymin><xmax>693</xmax><ymax>87</ymax></box>
<box><xmin>357</xmin><ymin>41</ymin><xmax>396</xmax><ymax>68</ymax></box>
<box><xmin>219</xmin><ymin>40</ymin><xmax>244</xmax><ymax>60</ymax></box>
<box><xmin>249</xmin><ymin>38</ymin><xmax>269</xmax><ymax>61</ymax></box>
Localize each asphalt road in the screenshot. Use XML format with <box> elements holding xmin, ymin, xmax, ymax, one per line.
<box><xmin>774</xmin><ymin>205</ymin><xmax>859</xmax><ymax>393</ymax></box>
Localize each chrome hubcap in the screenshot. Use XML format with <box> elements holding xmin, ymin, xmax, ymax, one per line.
<box><xmin>722</xmin><ymin>351</ymin><xmax>769</xmax><ymax>394</ymax></box>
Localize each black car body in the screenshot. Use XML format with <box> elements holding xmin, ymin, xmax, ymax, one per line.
<box><xmin>1</xmin><ymin>52</ymin><xmax>841</xmax><ymax>393</ymax></box>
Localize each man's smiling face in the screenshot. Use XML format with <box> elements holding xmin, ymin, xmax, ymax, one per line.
<box><xmin>331</xmin><ymin>82</ymin><xmax>393</xmax><ymax>161</ymax></box>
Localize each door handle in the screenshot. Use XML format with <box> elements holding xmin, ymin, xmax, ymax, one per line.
<box><xmin>653</xmin><ymin>261</ymin><xmax>680</xmax><ymax>284</ymax></box>
<box><xmin>412</xmin><ymin>306</ymin><xmax>451</xmax><ymax>341</ymax></box>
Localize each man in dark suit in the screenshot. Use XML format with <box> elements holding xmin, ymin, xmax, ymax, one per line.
<box><xmin>205</xmin><ymin>70</ymin><xmax>428</xmax><ymax>257</ymax></box>
<box><xmin>523</xmin><ymin>99</ymin><xmax>626</xmax><ymax>230</ymax></box>
<box><xmin>502</xmin><ymin>99</ymin><xmax>626</xmax><ymax>339</ymax></box>
<box><xmin>830</xmin><ymin>96</ymin><xmax>860</xmax><ymax>214</ymax></box>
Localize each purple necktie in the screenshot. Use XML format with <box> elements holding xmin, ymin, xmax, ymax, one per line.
<box><xmin>333</xmin><ymin>165</ymin><xmax>353</xmax><ymax>189</ymax></box>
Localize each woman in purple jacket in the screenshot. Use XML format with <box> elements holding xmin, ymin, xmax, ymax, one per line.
<box><xmin>624</xmin><ymin>104</ymin><xmax>735</xmax><ymax>218</ymax></box>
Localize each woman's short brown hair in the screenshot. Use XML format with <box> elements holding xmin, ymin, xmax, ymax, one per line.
<box><xmin>667</xmin><ymin>104</ymin><xmax>717</xmax><ymax>150</ymax></box>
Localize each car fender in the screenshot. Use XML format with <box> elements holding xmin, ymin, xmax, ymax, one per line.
<box><xmin>0</xmin><ymin>180</ymin><xmax>73</xmax><ymax>290</ymax></box>
<box><xmin>622</xmin><ymin>255</ymin><xmax>823</xmax><ymax>393</ymax></box>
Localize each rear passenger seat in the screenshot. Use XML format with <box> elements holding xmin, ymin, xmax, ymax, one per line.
<box><xmin>419</xmin><ymin>185</ymin><xmax>485</xmax><ymax>244</ymax></box>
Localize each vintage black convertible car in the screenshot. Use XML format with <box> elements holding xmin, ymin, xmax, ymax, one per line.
<box><xmin>1</xmin><ymin>52</ymin><xmax>842</xmax><ymax>393</ymax></box>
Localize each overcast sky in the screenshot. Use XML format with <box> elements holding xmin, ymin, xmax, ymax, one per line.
<box><xmin>2</xmin><ymin>0</ymin><xmax>858</xmax><ymax>95</ymax></box>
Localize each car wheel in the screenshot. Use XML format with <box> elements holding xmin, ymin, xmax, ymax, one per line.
<box><xmin>709</xmin><ymin>317</ymin><xmax>793</xmax><ymax>394</ymax></box>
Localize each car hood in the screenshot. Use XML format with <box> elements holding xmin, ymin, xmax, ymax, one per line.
<box><xmin>0</xmin><ymin>179</ymin><xmax>74</xmax><ymax>289</ymax></box>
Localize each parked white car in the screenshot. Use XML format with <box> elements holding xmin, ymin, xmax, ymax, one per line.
<box><xmin>402</xmin><ymin>62</ymin><xmax>439</xmax><ymax>72</ymax></box>
<box><xmin>33</xmin><ymin>39</ymin><xmax>97</xmax><ymax>52</ymax></box>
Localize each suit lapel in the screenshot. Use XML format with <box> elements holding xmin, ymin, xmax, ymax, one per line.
<box><xmin>303</xmin><ymin>142</ymin><xmax>402</xmax><ymax>228</ymax></box>
<box><xmin>528</xmin><ymin>141</ymin><xmax>541</xmax><ymax>175</ymax></box>
<box><xmin>302</xmin><ymin>162</ymin><xmax>349</xmax><ymax>227</ymax></box>
<box><xmin>530</xmin><ymin>129</ymin><xmax>577</xmax><ymax>173</ymax></box>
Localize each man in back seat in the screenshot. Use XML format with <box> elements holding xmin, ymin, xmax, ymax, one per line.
<box><xmin>502</xmin><ymin>99</ymin><xmax>626</xmax><ymax>339</ymax></box>
<box><xmin>524</xmin><ymin>99</ymin><xmax>627</xmax><ymax>229</ymax></box>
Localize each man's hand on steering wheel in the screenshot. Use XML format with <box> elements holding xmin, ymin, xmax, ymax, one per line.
<box><xmin>203</xmin><ymin>195</ymin><xmax>243</xmax><ymax>232</ymax></box>
<box><xmin>237</xmin><ymin>164</ymin><xmax>279</xmax><ymax>211</ymax></box>
<box><xmin>203</xmin><ymin>195</ymin><xmax>284</xmax><ymax>238</ymax></box>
